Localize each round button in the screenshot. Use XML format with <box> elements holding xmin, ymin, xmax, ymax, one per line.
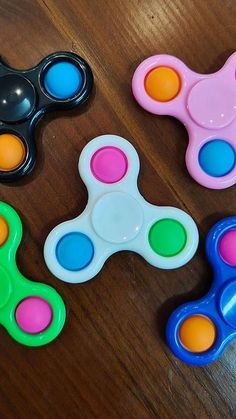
<box><xmin>0</xmin><ymin>74</ymin><xmax>36</xmax><ymax>123</ymax></box>
<box><xmin>199</xmin><ymin>140</ymin><xmax>236</xmax><ymax>177</ymax></box>
<box><xmin>219</xmin><ymin>280</ymin><xmax>236</xmax><ymax>328</ymax></box>
<box><xmin>187</xmin><ymin>78</ymin><xmax>236</xmax><ymax>128</ymax></box>
<box><xmin>219</xmin><ymin>229</ymin><xmax>236</xmax><ymax>266</ymax></box>
<box><xmin>43</xmin><ymin>61</ymin><xmax>83</xmax><ymax>99</ymax></box>
<box><xmin>179</xmin><ymin>314</ymin><xmax>216</xmax><ymax>353</ymax></box>
<box><xmin>145</xmin><ymin>67</ymin><xmax>181</xmax><ymax>102</ymax></box>
<box><xmin>15</xmin><ymin>297</ymin><xmax>52</xmax><ymax>334</ymax></box>
<box><xmin>91</xmin><ymin>146</ymin><xmax>128</xmax><ymax>184</ymax></box>
<box><xmin>0</xmin><ymin>134</ymin><xmax>26</xmax><ymax>172</ymax></box>
<box><xmin>0</xmin><ymin>216</ymin><xmax>9</xmax><ymax>246</ymax></box>
<box><xmin>56</xmin><ymin>232</ymin><xmax>94</xmax><ymax>271</ymax></box>
<box><xmin>149</xmin><ymin>218</ymin><xmax>187</xmax><ymax>257</ymax></box>
<box><xmin>92</xmin><ymin>192</ymin><xmax>143</xmax><ymax>244</ymax></box>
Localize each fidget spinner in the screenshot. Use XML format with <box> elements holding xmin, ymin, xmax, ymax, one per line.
<box><xmin>0</xmin><ymin>51</ymin><xmax>93</xmax><ymax>182</ymax></box>
<box><xmin>44</xmin><ymin>134</ymin><xmax>199</xmax><ymax>283</ymax></box>
<box><xmin>0</xmin><ymin>201</ymin><xmax>65</xmax><ymax>346</ymax></box>
<box><xmin>167</xmin><ymin>217</ymin><xmax>236</xmax><ymax>365</ymax></box>
<box><xmin>132</xmin><ymin>52</ymin><xmax>236</xmax><ymax>189</ymax></box>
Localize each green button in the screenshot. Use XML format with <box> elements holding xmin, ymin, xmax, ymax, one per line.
<box><xmin>148</xmin><ymin>218</ymin><xmax>187</xmax><ymax>257</ymax></box>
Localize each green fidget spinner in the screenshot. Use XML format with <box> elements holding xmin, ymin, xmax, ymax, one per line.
<box><xmin>0</xmin><ymin>201</ymin><xmax>66</xmax><ymax>346</ymax></box>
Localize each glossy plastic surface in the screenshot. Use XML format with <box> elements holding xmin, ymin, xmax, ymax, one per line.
<box><xmin>44</xmin><ymin>134</ymin><xmax>199</xmax><ymax>283</ymax></box>
<box><xmin>132</xmin><ymin>53</ymin><xmax>236</xmax><ymax>189</ymax></box>
<box><xmin>0</xmin><ymin>201</ymin><xmax>66</xmax><ymax>346</ymax></box>
<box><xmin>0</xmin><ymin>51</ymin><xmax>93</xmax><ymax>182</ymax></box>
<box><xmin>166</xmin><ymin>217</ymin><xmax>236</xmax><ymax>365</ymax></box>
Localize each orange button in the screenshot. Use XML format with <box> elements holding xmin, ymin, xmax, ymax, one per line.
<box><xmin>145</xmin><ymin>66</ymin><xmax>181</xmax><ymax>102</ymax></box>
<box><xmin>0</xmin><ymin>216</ymin><xmax>9</xmax><ymax>246</ymax></box>
<box><xmin>0</xmin><ymin>134</ymin><xmax>26</xmax><ymax>172</ymax></box>
<box><xmin>179</xmin><ymin>314</ymin><xmax>216</xmax><ymax>353</ymax></box>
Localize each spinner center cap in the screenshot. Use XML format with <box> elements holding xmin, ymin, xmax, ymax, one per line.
<box><xmin>91</xmin><ymin>191</ymin><xmax>143</xmax><ymax>244</ymax></box>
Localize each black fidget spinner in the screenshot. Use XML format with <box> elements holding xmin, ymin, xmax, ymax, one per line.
<box><xmin>0</xmin><ymin>51</ymin><xmax>93</xmax><ymax>182</ymax></box>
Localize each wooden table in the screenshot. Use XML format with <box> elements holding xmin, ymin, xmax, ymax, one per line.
<box><xmin>0</xmin><ymin>0</ymin><xmax>235</xmax><ymax>417</ymax></box>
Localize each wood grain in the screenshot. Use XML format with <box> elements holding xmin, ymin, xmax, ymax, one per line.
<box><xmin>0</xmin><ymin>0</ymin><xmax>235</xmax><ymax>417</ymax></box>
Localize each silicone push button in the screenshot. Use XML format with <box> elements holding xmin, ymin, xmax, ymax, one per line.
<box><xmin>15</xmin><ymin>297</ymin><xmax>52</xmax><ymax>334</ymax></box>
<box><xmin>92</xmin><ymin>192</ymin><xmax>143</xmax><ymax>243</ymax></box>
<box><xmin>188</xmin><ymin>78</ymin><xmax>236</xmax><ymax>129</ymax></box>
<box><xmin>91</xmin><ymin>146</ymin><xmax>128</xmax><ymax>183</ymax></box>
<box><xmin>199</xmin><ymin>140</ymin><xmax>235</xmax><ymax>177</ymax></box>
<box><xmin>145</xmin><ymin>67</ymin><xmax>181</xmax><ymax>102</ymax></box>
<box><xmin>179</xmin><ymin>314</ymin><xmax>216</xmax><ymax>353</ymax></box>
<box><xmin>219</xmin><ymin>280</ymin><xmax>236</xmax><ymax>328</ymax></box>
<box><xmin>0</xmin><ymin>216</ymin><xmax>9</xmax><ymax>246</ymax></box>
<box><xmin>149</xmin><ymin>218</ymin><xmax>187</xmax><ymax>257</ymax></box>
<box><xmin>0</xmin><ymin>74</ymin><xmax>36</xmax><ymax>122</ymax></box>
<box><xmin>0</xmin><ymin>134</ymin><xmax>26</xmax><ymax>171</ymax></box>
<box><xmin>219</xmin><ymin>229</ymin><xmax>236</xmax><ymax>266</ymax></box>
<box><xmin>56</xmin><ymin>232</ymin><xmax>94</xmax><ymax>271</ymax></box>
<box><xmin>44</xmin><ymin>61</ymin><xmax>83</xmax><ymax>99</ymax></box>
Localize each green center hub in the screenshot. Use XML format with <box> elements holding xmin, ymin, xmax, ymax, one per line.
<box><xmin>148</xmin><ymin>218</ymin><xmax>187</xmax><ymax>257</ymax></box>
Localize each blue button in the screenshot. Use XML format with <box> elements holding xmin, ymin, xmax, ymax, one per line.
<box><xmin>199</xmin><ymin>140</ymin><xmax>235</xmax><ymax>177</ymax></box>
<box><xmin>56</xmin><ymin>232</ymin><xmax>94</xmax><ymax>271</ymax></box>
<box><xmin>44</xmin><ymin>61</ymin><xmax>83</xmax><ymax>99</ymax></box>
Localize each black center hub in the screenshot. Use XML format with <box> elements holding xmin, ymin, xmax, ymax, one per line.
<box><xmin>0</xmin><ymin>74</ymin><xmax>36</xmax><ymax>123</ymax></box>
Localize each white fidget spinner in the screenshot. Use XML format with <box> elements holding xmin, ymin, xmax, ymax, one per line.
<box><xmin>44</xmin><ymin>135</ymin><xmax>199</xmax><ymax>283</ymax></box>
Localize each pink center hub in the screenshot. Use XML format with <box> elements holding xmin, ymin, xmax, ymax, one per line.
<box><xmin>187</xmin><ymin>78</ymin><xmax>236</xmax><ymax>129</ymax></box>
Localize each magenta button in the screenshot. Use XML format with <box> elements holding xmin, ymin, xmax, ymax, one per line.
<box><xmin>90</xmin><ymin>146</ymin><xmax>128</xmax><ymax>183</ymax></box>
<box><xmin>219</xmin><ymin>230</ymin><xmax>236</xmax><ymax>266</ymax></box>
<box><xmin>15</xmin><ymin>297</ymin><xmax>52</xmax><ymax>334</ymax></box>
<box><xmin>187</xmin><ymin>78</ymin><xmax>236</xmax><ymax>129</ymax></box>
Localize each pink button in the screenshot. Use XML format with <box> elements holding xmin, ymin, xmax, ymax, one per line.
<box><xmin>219</xmin><ymin>230</ymin><xmax>236</xmax><ymax>266</ymax></box>
<box><xmin>90</xmin><ymin>146</ymin><xmax>128</xmax><ymax>183</ymax></box>
<box><xmin>187</xmin><ymin>78</ymin><xmax>236</xmax><ymax>129</ymax></box>
<box><xmin>15</xmin><ymin>297</ymin><xmax>53</xmax><ymax>334</ymax></box>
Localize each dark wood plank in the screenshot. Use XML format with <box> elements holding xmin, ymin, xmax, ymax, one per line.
<box><xmin>0</xmin><ymin>0</ymin><xmax>235</xmax><ymax>417</ymax></box>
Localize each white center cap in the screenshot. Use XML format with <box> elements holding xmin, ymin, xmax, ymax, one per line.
<box><xmin>91</xmin><ymin>192</ymin><xmax>143</xmax><ymax>243</ymax></box>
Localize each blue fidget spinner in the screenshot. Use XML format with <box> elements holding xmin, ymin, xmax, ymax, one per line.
<box><xmin>0</xmin><ymin>51</ymin><xmax>93</xmax><ymax>182</ymax></box>
<box><xmin>167</xmin><ymin>217</ymin><xmax>236</xmax><ymax>366</ymax></box>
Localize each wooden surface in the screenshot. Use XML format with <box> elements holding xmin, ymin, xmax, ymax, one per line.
<box><xmin>0</xmin><ymin>0</ymin><xmax>235</xmax><ymax>417</ymax></box>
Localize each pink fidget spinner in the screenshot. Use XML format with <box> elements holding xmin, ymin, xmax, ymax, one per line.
<box><xmin>132</xmin><ymin>53</ymin><xmax>236</xmax><ymax>189</ymax></box>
